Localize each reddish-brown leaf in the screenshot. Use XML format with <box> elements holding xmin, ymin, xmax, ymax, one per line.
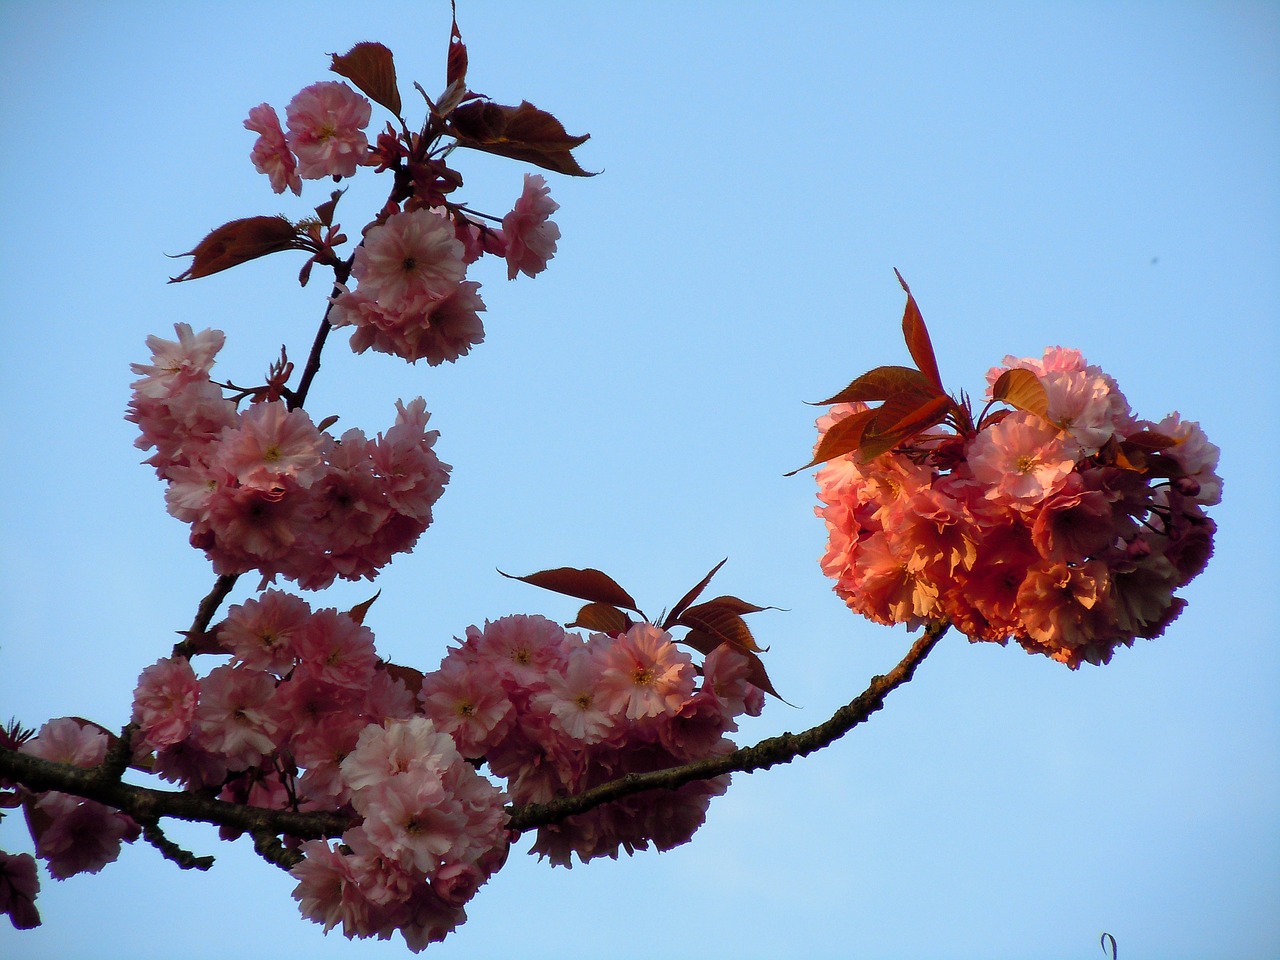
<box><xmin>449</xmin><ymin>100</ymin><xmax>595</xmax><ymax>177</ymax></box>
<box><xmin>1121</xmin><ymin>429</ymin><xmax>1179</xmax><ymax>452</ymax></box>
<box><xmin>500</xmin><ymin>566</ymin><xmax>639</xmax><ymax>612</ymax></box>
<box><xmin>665</xmin><ymin>558</ymin><xmax>728</xmax><ymax>626</ymax></box>
<box><xmin>681</xmin><ymin>635</ymin><xmax>783</xmax><ymax>700</ymax></box>
<box><xmin>813</xmin><ymin>365</ymin><xmax>941</xmax><ymax>406</ymax></box>
<box><xmin>381</xmin><ymin>661</ymin><xmax>424</xmax><ymax>693</ymax></box>
<box><xmin>566</xmin><ymin>602</ymin><xmax>632</xmax><ymax>634</ymax></box>
<box><xmin>859</xmin><ymin>393</ymin><xmax>954</xmax><ymax>459</ymax></box>
<box><xmin>314</xmin><ymin>190</ymin><xmax>344</xmax><ymax>228</ymax></box>
<box><xmin>329</xmin><ymin>42</ymin><xmax>402</xmax><ymax>118</ymax></box>
<box><xmin>674</xmin><ymin>603</ymin><xmax>764</xmax><ymax>653</ymax></box>
<box><xmin>991</xmin><ymin>368</ymin><xmax>1049</xmax><ymax>420</ymax></box>
<box><xmin>739</xmin><ymin>648</ymin><xmax>783</xmax><ymax>700</ymax></box>
<box><xmin>447</xmin><ymin>6</ymin><xmax>468</xmax><ymax>89</ymax></box>
<box><xmin>347</xmin><ymin>591</ymin><xmax>380</xmax><ymax>625</ymax></box>
<box><xmin>894</xmin><ymin>269</ymin><xmax>945</xmax><ymax>393</ymax></box>
<box><xmin>168</xmin><ymin>216</ymin><xmax>303</xmax><ymax>282</ymax></box>
<box><xmin>785</xmin><ymin>406</ymin><xmax>879</xmax><ymax>475</ymax></box>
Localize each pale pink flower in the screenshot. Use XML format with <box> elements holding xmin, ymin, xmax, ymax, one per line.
<box><xmin>1152</xmin><ymin>413</ymin><xmax>1223</xmax><ymax>506</ymax></box>
<box><xmin>360</xmin><ymin>775</ymin><xmax>462</xmax><ymax>873</ymax></box>
<box><xmin>967</xmin><ymin>411</ymin><xmax>1077</xmax><ymax>509</ymax></box>
<box><xmin>1040</xmin><ymin>369</ymin><xmax>1121</xmax><ymax>454</ymax></box>
<box><xmin>596</xmin><ymin>623</ymin><xmax>696</xmax><ymax>720</ymax></box>
<box><xmin>214</xmin><ymin>400</ymin><xmax>326</xmax><ymax>491</ymax></box>
<box><xmin>502</xmin><ymin>173</ymin><xmax>560</xmax><ymax>279</ymax></box>
<box><xmin>131</xmin><ymin>657</ymin><xmax>199</xmax><ymax>749</ymax></box>
<box><xmin>285</xmin><ymin>81</ymin><xmax>371</xmax><ymax>179</ymax></box>
<box><xmin>129</xmin><ymin>323</ymin><xmax>226</xmax><ymax>399</ymax></box>
<box><xmin>244</xmin><ymin>103</ymin><xmax>301</xmax><ymax>195</ymax></box>
<box><xmin>21</xmin><ymin>718</ymin><xmax>107</xmax><ymax>767</ymax></box>
<box><xmin>701</xmin><ymin>643</ymin><xmax>764</xmax><ymax>721</ymax></box>
<box><xmin>352</xmin><ymin>209</ymin><xmax>466</xmax><ymax>308</ymax></box>
<box><xmin>341</xmin><ymin>717</ymin><xmax>459</xmax><ymax>796</ymax></box>
<box><xmin>291</xmin><ymin>839</ymin><xmax>391</xmax><ymax>939</ymax></box>
<box><xmin>532</xmin><ymin>648</ymin><xmax>615</xmax><ymax>743</ymax></box>
<box><xmin>332</xmin><ymin>282</ymin><xmax>486</xmax><ymax>366</ymax></box>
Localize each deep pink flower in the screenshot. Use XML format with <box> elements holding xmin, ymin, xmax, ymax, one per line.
<box><xmin>193</xmin><ymin>664</ymin><xmax>280</xmax><ymax>769</ymax></box>
<box><xmin>1030</xmin><ymin>481</ymin><xmax>1116</xmax><ymax>562</ymax></box>
<box><xmin>284</xmin><ymin>81</ymin><xmax>371</xmax><ymax>179</ymax></box>
<box><xmin>220</xmin><ymin>588</ymin><xmax>313</xmax><ymax>674</ymax></box>
<box><xmin>244</xmin><ymin>103</ymin><xmax>301</xmax><ymax>195</ymax></box>
<box><xmin>293</xmin><ymin>608</ymin><xmax>379</xmax><ymax>691</ymax></box>
<box><xmin>1016</xmin><ymin>559</ymin><xmax>1117</xmax><ymax>667</ymax></box>
<box><xmin>418</xmin><ymin>656</ymin><xmax>514</xmax><ymax>758</ymax></box>
<box><xmin>28</xmin><ymin>793</ymin><xmax>139</xmax><ymax>880</ymax></box>
<box><xmin>502</xmin><ymin>173</ymin><xmax>560</xmax><ymax>279</ymax></box>
<box><xmin>0</xmin><ymin>851</ymin><xmax>40</xmax><ymax>929</ymax></box>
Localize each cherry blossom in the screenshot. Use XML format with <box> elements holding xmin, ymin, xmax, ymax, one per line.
<box><xmin>284</xmin><ymin>81</ymin><xmax>372</xmax><ymax>180</ymax></box>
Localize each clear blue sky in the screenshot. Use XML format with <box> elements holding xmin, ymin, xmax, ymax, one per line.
<box><xmin>2</xmin><ymin>2</ymin><xmax>1277</xmax><ymax>958</ymax></box>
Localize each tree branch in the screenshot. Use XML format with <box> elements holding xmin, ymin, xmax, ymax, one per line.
<box><xmin>506</xmin><ymin>620</ymin><xmax>949</xmax><ymax>833</ymax></box>
<box><xmin>0</xmin><ymin>748</ymin><xmax>350</xmax><ymax>842</ymax></box>
<box><xmin>1</xmin><ymin>623</ymin><xmax>947</xmax><ymax>866</ymax></box>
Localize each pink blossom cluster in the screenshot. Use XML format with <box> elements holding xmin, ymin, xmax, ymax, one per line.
<box><xmin>419</xmin><ymin>615</ymin><xmax>765</xmax><ymax>866</ymax></box>
<box><xmin>244</xmin><ymin>81</ymin><xmax>373</xmax><ymax>194</ymax></box>
<box><xmin>124</xmin><ymin>591</ymin><xmax>508</xmax><ymax>950</ymax></box>
<box><xmin>16</xmin><ymin>719</ymin><xmax>141</xmax><ymax>882</ymax></box>
<box><xmin>126</xmin><ymin>324</ymin><xmax>449</xmax><ymax>589</ymax></box>
<box><xmin>328</xmin><ymin>174</ymin><xmax>559</xmax><ymax>365</ymax></box>
<box><xmin>815</xmin><ymin>347</ymin><xmax>1220</xmax><ymax>667</ymax></box>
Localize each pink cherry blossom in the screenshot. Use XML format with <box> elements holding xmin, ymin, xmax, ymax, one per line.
<box><xmin>966</xmin><ymin>411</ymin><xmax>1076</xmax><ymax>509</ymax></box>
<box><xmin>244</xmin><ymin>103</ymin><xmax>301</xmax><ymax>195</ymax></box>
<box><xmin>131</xmin><ymin>657</ymin><xmax>199</xmax><ymax>750</ymax></box>
<box><xmin>596</xmin><ymin>623</ymin><xmax>696</xmax><ymax>721</ymax></box>
<box><xmin>502</xmin><ymin>173</ymin><xmax>560</xmax><ymax>279</ymax></box>
<box><xmin>20</xmin><ymin>718</ymin><xmax>107</xmax><ymax>767</ymax></box>
<box><xmin>219</xmin><ymin>588</ymin><xmax>312</xmax><ymax>674</ymax></box>
<box><xmin>27</xmin><ymin>792</ymin><xmax>140</xmax><ymax>880</ymax></box>
<box><xmin>0</xmin><ymin>851</ymin><xmax>40</xmax><ymax>929</ymax></box>
<box><xmin>352</xmin><ymin>209</ymin><xmax>467</xmax><ymax>308</ymax></box>
<box><xmin>193</xmin><ymin>664</ymin><xmax>280</xmax><ymax>769</ymax></box>
<box><xmin>129</xmin><ymin>323</ymin><xmax>226</xmax><ymax>399</ymax></box>
<box><xmin>213</xmin><ymin>400</ymin><xmax>326</xmax><ymax>491</ymax></box>
<box><xmin>284</xmin><ymin>81</ymin><xmax>371</xmax><ymax>179</ymax></box>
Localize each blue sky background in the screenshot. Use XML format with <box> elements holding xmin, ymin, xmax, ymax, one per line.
<box><xmin>2</xmin><ymin>2</ymin><xmax>1277</xmax><ymax>958</ymax></box>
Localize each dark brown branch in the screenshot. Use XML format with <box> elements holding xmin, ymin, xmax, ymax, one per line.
<box><xmin>171</xmin><ymin>573</ymin><xmax>240</xmax><ymax>659</ymax></box>
<box><xmin>140</xmin><ymin>819</ymin><xmax>215</xmax><ymax>871</ymax></box>
<box><xmin>0</xmin><ymin>748</ymin><xmax>350</xmax><ymax>842</ymax></box>
<box><xmin>506</xmin><ymin>621</ymin><xmax>949</xmax><ymax>833</ymax></box>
